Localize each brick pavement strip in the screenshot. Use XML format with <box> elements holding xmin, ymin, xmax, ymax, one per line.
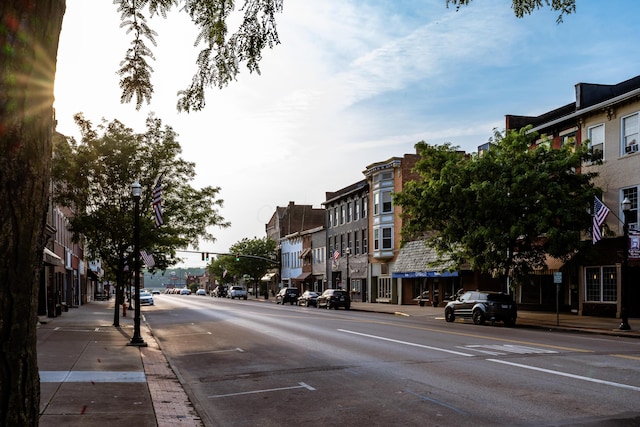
<box><xmin>140</xmin><ymin>325</ymin><xmax>204</xmax><ymax>427</ymax></box>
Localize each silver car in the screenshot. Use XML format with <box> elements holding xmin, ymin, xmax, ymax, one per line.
<box><xmin>138</xmin><ymin>291</ymin><xmax>154</xmax><ymax>305</ymax></box>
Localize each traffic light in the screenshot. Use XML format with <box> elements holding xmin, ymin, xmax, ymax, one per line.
<box><xmin>235</xmin><ymin>254</ymin><xmax>240</xmax><ymax>261</ymax></box>
<box><xmin>206</xmin><ymin>252</ymin><xmax>210</xmax><ymax>261</ymax></box>
<box><xmin>201</xmin><ymin>252</ymin><xmax>205</xmax><ymax>261</ymax></box>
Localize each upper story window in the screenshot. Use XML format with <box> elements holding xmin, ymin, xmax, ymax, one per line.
<box><xmin>373</xmin><ymin>192</ymin><xmax>380</xmax><ymax>215</ymax></box>
<box><xmin>328</xmin><ymin>210</ymin><xmax>333</xmax><ymax>228</ymax></box>
<box><xmin>622</xmin><ymin>112</ymin><xmax>639</xmax><ymax>155</ymax></box>
<box><xmin>347</xmin><ymin>201</ymin><xmax>352</xmax><ymax>223</ymax></box>
<box><xmin>588</xmin><ymin>123</ymin><xmax>604</xmax><ymax>162</ymax></box>
<box><xmin>382</xmin><ymin>190</ymin><xmax>393</xmax><ymax>213</ymax></box>
<box><xmin>560</xmin><ymin>129</ymin><xmax>576</xmax><ymax>151</ymax></box>
<box><xmin>333</xmin><ymin>207</ymin><xmax>338</xmax><ymax>227</ymax></box>
<box><xmin>354</xmin><ymin>200</ymin><xmax>360</xmax><ymax>221</ymax></box>
<box><xmin>340</xmin><ymin>204</ymin><xmax>345</xmax><ymax>225</ymax></box>
<box><xmin>362</xmin><ymin>197</ymin><xmax>367</xmax><ymax>218</ymax></box>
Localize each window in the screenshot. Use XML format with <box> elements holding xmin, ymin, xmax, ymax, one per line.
<box><xmin>362</xmin><ymin>230</ymin><xmax>368</xmax><ymax>254</ymax></box>
<box><xmin>561</xmin><ymin>130</ymin><xmax>576</xmax><ymax>150</ymax></box>
<box><xmin>622</xmin><ymin>112</ymin><xmax>639</xmax><ymax>155</ymax></box>
<box><xmin>346</xmin><ymin>232</ymin><xmax>351</xmax><ymax>253</ymax></box>
<box><xmin>382</xmin><ymin>227</ymin><xmax>392</xmax><ymax>249</ymax></box>
<box><xmin>347</xmin><ymin>201</ymin><xmax>352</xmax><ymax>223</ymax></box>
<box><xmin>622</xmin><ymin>187</ymin><xmax>639</xmax><ymax>229</ymax></box>
<box><xmin>373</xmin><ymin>192</ymin><xmax>380</xmax><ymax>215</ymax></box>
<box><xmin>354</xmin><ymin>232</ymin><xmax>360</xmax><ymax>255</ymax></box>
<box><xmin>588</xmin><ymin>124</ymin><xmax>604</xmax><ymax>161</ymax></box>
<box><xmin>328</xmin><ymin>210</ymin><xmax>333</xmax><ymax>228</ymax></box>
<box><xmin>333</xmin><ymin>207</ymin><xmax>338</xmax><ymax>227</ymax></box>
<box><xmin>362</xmin><ymin>197</ymin><xmax>368</xmax><ymax>218</ymax></box>
<box><xmin>374</xmin><ymin>228</ymin><xmax>379</xmax><ymax>250</ymax></box>
<box><xmin>585</xmin><ymin>266</ymin><xmax>617</xmax><ymax>302</ymax></box>
<box><xmin>340</xmin><ymin>205</ymin><xmax>345</xmax><ymax>225</ymax></box>
<box><xmin>382</xmin><ymin>190</ymin><xmax>393</xmax><ymax>213</ymax></box>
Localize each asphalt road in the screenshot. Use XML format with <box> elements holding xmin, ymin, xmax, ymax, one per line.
<box><xmin>143</xmin><ymin>295</ymin><xmax>640</xmax><ymax>427</ymax></box>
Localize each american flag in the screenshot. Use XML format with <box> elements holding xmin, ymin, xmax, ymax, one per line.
<box><xmin>222</xmin><ymin>268</ymin><xmax>227</xmax><ymax>278</ymax></box>
<box><xmin>332</xmin><ymin>250</ymin><xmax>340</xmax><ymax>260</ymax></box>
<box><xmin>152</xmin><ymin>176</ymin><xmax>163</xmax><ymax>228</ymax></box>
<box><xmin>592</xmin><ymin>196</ymin><xmax>611</xmax><ymax>244</ymax></box>
<box><xmin>140</xmin><ymin>250</ymin><xmax>155</xmax><ymax>268</ymax></box>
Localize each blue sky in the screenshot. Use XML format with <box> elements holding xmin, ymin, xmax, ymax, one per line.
<box><xmin>53</xmin><ymin>0</ymin><xmax>640</xmax><ymax>267</ymax></box>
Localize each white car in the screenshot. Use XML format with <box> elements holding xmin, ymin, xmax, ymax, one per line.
<box><xmin>195</xmin><ymin>289</ymin><xmax>207</xmax><ymax>296</ymax></box>
<box><xmin>180</xmin><ymin>288</ymin><xmax>191</xmax><ymax>295</ymax></box>
<box><xmin>228</xmin><ymin>286</ymin><xmax>248</xmax><ymax>300</ymax></box>
<box><xmin>138</xmin><ymin>291</ymin><xmax>154</xmax><ymax>305</ymax></box>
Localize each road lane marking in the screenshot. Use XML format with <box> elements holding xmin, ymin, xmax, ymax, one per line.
<box><xmin>208</xmin><ymin>382</ymin><xmax>315</xmax><ymax>398</ymax></box>
<box><xmin>338</xmin><ymin>329</ymin><xmax>474</xmax><ymax>357</ymax></box>
<box><xmin>405</xmin><ymin>390</ymin><xmax>468</xmax><ymax>415</ymax></box>
<box><xmin>40</xmin><ymin>371</ymin><xmax>146</xmax><ymax>383</ymax></box>
<box><xmin>461</xmin><ymin>344</ymin><xmax>558</xmax><ymax>356</ymax></box>
<box><xmin>611</xmin><ymin>354</ymin><xmax>640</xmax><ymax>361</ymax></box>
<box><xmin>487</xmin><ymin>359</ymin><xmax>640</xmax><ymax>392</ymax></box>
<box><xmin>177</xmin><ymin>348</ymin><xmax>244</xmax><ymax>356</ymax></box>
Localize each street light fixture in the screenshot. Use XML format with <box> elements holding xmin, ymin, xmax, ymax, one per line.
<box><xmin>129</xmin><ymin>181</ymin><xmax>147</xmax><ymax>346</ymax></box>
<box><xmin>620</xmin><ymin>197</ymin><xmax>632</xmax><ymax>331</ymax></box>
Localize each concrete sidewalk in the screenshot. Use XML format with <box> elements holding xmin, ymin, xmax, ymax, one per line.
<box><xmin>37</xmin><ymin>300</ymin><xmax>203</xmax><ymax>427</ymax></box>
<box><xmin>36</xmin><ymin>299</ymin><xmax>639</xmax><ymax>427</ymax></box>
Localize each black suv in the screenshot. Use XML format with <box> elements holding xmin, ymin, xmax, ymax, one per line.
<box><xmin>444</xmin><ymin>291</ymin><xmax>516</xmax><ymax>326</ymax></box>
<box><xmin>275</xmin><ymin>287</ymin><xmax>300</xmax><ymax>305</ymax></box>
<box><xmin>317</xmin><ymin>289</ymin><xmax>351</xmax><ymax>310</ymax></box>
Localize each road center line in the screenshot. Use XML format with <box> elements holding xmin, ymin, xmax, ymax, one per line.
<box><xmin>208</xmin><ymin>382</ymin><xmax>315</xmax><ymax>398</ymax></box>
<box><xmin>487</xmin><ymin>359</ymin><xmax>640</xmax><ymax>392</ymax></box>
<box><xmin>338</xmin><ymin>329</ymin><xmax>474</xmax><ymax>357</ymax></box>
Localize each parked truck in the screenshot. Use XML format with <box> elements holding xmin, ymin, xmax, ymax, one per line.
<box><xmin>228</xmin><ymin>286</ymin><xmax>248</xmax><ymax>300</ymax></box>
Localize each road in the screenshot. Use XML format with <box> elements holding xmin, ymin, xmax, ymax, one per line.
<box><xmin>143</xmin><ymin>294</ymin><xmax>640</xmax><ymax>427</ymax></box>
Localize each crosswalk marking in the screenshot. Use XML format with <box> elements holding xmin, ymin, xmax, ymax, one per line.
<box><xmin>459</xmin><ymin>344</ymin><xmax>559</xmax><ymax>356</ymax></box>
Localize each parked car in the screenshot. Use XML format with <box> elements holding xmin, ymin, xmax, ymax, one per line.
<box><xmin>138</xmin><ymin>291</ymin><xmax>154</xmax><ymax>305</ymax></box>
<box><xmin>212</xmin><ymin>285</ymin><xmax>228</xmax><ymax>298</ymax></box>
<box><xmin>195</xmin><ymin>289</ymin><xmax>207</xmax><ymax>296</ymax></box>
<box><xmin>317</xmin><ymin>289</ymin><xmax>350</xmax><ymax>310</ymax></box>
<box><xmin>151</xmin><ymin>289</ymin><xmax>160</xmax><ymax>295</ymax></box>
<box><xmin>228</xmin><ymin>286</ymin><xmax>248</xmax><ymax>300</ymax></box>
<box><xmin>298</xmin><ymin>291</ymin><xmax>319</xmax><ymax>307</ymax></box>
<box><xmin>275</xmin><ymin>287</ymin><xmax>300</xmax><ymax>305</ymax></box>
<box><xmin>180</xmin><ymin>288</ymin><xmax>191</xmax><ymax>295</ymax></box>
<box><xmin>444</xmin><ymin>291</ymin><xmax>517</xmax><ymax>326</ymax></box>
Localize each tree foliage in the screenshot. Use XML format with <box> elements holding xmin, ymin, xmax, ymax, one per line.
<box><xmin>53</xmin><ymin>113</ymin><xmax>230</xmax><ymax>294</ymax></box>
<box><xmin>209</xmin><ymin>237</ymin><xmax>277</xmax><ymax>292</ymax></box>
<box><xmin>114</xmin><ymin>0</ymin><xmax>283</xmax><ymax>111</ymax></box>
<box><xmin>394</xmin><ymin>127</ymin><xmax>600</xmax><ymax>284</ymax></box>
<box><xmin>446</xmin><ymin>0</ymin><xmax>576</xmax><ymax>22</ymax></box>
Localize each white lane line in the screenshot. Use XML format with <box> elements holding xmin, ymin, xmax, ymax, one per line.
<box><xmin>177</xmin><ymin>348</ymin><xmax>244</xmax><ymax>356</ymax></box>
<box><xmin>487</xmin><ymin>359</ymin><xmax>640</xmax><ymax>392</ymax></box>
<box><xmin>338</xmin><ymin>329</ymin><xmax>474</xmax><ymax>357</ymax></box>
<box><xmin>208</xmin><ymin>382</ymin><xmax>315</xmax><ymax>398</ymax></box>
<box><xmin>40</xmin><ymin>371</ymin><xmax>146</xmax><ymax>383</ymax></box>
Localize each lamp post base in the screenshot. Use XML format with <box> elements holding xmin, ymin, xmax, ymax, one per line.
<box><xmin>619</xmin><ymin>308</ymin><xmax>632</xmax><ymax>331</ymax></box>
<box><xmin>128</xmin><ymin>337</ymin><xmax>148</xmax><ymax>347</ymax></box>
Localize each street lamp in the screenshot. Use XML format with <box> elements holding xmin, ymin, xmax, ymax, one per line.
<box><xmin>344</xmin><ymin>247</ymin><xmax>350</xmax><ymax>293</ymax></box>
<box><xmin>620</xmin><ymin>197</ymin><xmax>632</xmax><ymax>331</ymax></box>
<box><xmin>129</xmin><ymin>181</ymin><xmax>147</xmax><ymax>346</ymax></box>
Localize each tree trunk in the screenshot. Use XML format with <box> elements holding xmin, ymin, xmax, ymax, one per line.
<box><xmin>0</xmin><ymin>1</ymin><xmax>65</xmax><ymax>425</ymax></box>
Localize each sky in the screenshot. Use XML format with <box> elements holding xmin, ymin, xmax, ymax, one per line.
<box><xmin>53</xmin><ymin>0</ymin><xmax>640</xmax><ymax>268</ymax></box>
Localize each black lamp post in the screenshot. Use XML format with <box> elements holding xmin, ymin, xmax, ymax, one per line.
<box><xmin>344</xmin><ymin>246</ymin><xmax>350</xmax><ymax>292</ymax></box>
<box><xmin>129</xmin><ymin>181</ymin><xmax>147</xmax><ymax>346</ymax></box>
<box><xmin>620</xmin><ymin>197</ymin><xmax>632</xmax><ymax>331</ymax></box>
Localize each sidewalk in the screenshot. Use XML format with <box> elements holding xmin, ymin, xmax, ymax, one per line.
<box><xmin>37</xmin><ymin>300</ymin><xmax>203</xmax><ymax>427</ymax></box>
<box><xmin>37</xmin><ymin>299</ymin><xmax>639</xmax><ymax>427</ymax></box>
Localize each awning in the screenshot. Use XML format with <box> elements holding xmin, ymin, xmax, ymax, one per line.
<box><xmin>294</xmin><ymin>272</ymin><xmax>311</xmax><ymax>281</ymax></box>
<box><xmin>261</xmin><ymin>273</ymin><xmax>276</xmax><ymax>281</ymax></box>
<box><xmin>299</xmin><ymin>248</ymin><xmax>311</xmax><ymax>259</ymax></box>
<box><xmin>43</xmin><ymin>248</ymin><xmax>62</xmax><ymax>266</ymax></box>
<box><xmin>391</xmin><ymin>240</ymin><xmax>458</xmax><ymax>279</ymax></box>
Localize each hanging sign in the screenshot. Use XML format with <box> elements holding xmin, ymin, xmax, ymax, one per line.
<box><xmin>628</xmin><ymin>229</ymin><xmax>640</xmax><ymax>260</ymax></box>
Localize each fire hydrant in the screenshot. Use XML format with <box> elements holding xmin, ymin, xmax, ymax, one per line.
<box><xmin>122</xmin><ymin>302</ymin><xmax>127</xmax><ymax>317</ymax></box>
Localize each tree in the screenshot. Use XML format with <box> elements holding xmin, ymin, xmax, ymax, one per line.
<box><xmin>226</xmin><ymin>237</ymin><xmax>278</xmax><ymax>296</ymax></box>
<box><xmin>394</xmin><ymin>127</ymin><xmax>600</xmax><ymax>286</ymax></box>
<box><xmin>0</xmin><ymin>2</ymin><xmax>280</xmax><ymax>424</ymax></box>
<box><xmin>52</xmin><ymin>113</ymin><xmax>229</xmax><ymax>324</ymax></box>
<box><xmin>446</xmin><ymin>0</ymin><xmax>576</xmax><ymax>23</ymax></box>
